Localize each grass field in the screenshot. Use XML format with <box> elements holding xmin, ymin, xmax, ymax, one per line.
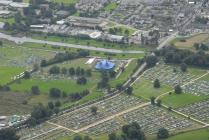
<box><xmin>0</xmin><ymin>66</ymin><xmax>25</xmax><ymax>85</ymax></box>
<box><xmin>49</xmin><ymin>0</ymin><xmax>78</xmax><ymax>4</ymax></box>
<box><xmin>8</xmin><ymin>58</ymin><xmax>105</xmax><ymax>109</ymax></box>
<box><xmin>161</xmin><ymin>93</ymin><xmax>207</xmax><ymax>108</ymax></box>
<box><xmin>10</xmin><ymin>58</ymin><xmax>100</xmax><ymax>94</ymax></box>
<box><xmin>173</xmin><ymin>33</ymin><xmax>209</xmax><ymax>50</ymax></box>
<box><xmin>0</xmin><ymin>17</ymin><xmax>15</xmax><ymax>24</ymax></box>
<box><xmin>109</xmin><ymin>59</ymin><xmax>138</xmax><ymax>87</ymax></box>
<box><xmin>162</xmin><ymin>128</ymin><xmax>209</xmax><ymax>140</ymax></box>
<box><xmin>107</xmin><ymin>25</ymin><xmax>137</xmax><ymax>36</ymax></box>
<box><xmin>104</xmin><ymin>2</ymin><xmax>118</xmax><ymax>12</ymax></box>
<box><xmin>133</xmin><ymin>78</ymin><xmax>172</xmax><ymax>100</ymax></box>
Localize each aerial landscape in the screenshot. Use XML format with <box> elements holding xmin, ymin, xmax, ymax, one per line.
<box><xmin>0</xmin><ymin>0</ymin><xmax>209</xmax><ymax>140</ymax></box>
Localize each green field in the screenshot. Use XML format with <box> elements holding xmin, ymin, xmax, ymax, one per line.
<box><xmin>107</xmin><ymin>25</ymin><xmax>137</xmax><ymax>36</ymax></box>
<box><xmin>104</xmin><ymin>2</ymin><xmax>118</xmax><ymax>12</ymax></box>
<box><xmin>161</xmin><ymin>93</ymin><xmax>207</xmax><ymax>108</ymax></box>
<box><xmin>109</xmin><ymin>59</ymin><xmax>138</xmax><ymax>87</ymax></box>
<box><xmin>0</xmin><ymin>17</ymin><xmax>15</xmax><ymax>24</ymax></box>
<box><xmin>50</xmin><ymin>0</ymin><xmax>78</xmax><ymax>4</ymax></box>
<box><xmin>0</xmin><ymin>66</ymin><xmax>25</xmax><ymax>85</ymax></box>
<box><xmin>133</xmin><ymin>78</ymin><xmax>172</xmax><ymax>100</ymax></box>
<box><xmin>172</xmin><ymin>33</ymin><xmax>209</xmax><ymax>51</ymax></box>
<box><xmin>10</xmin><ymin>58</ymin><xmax>100</xmax><ymax>94</ymax></box>
<box><xmin>163</xmin><ymin>128</ymin><xmax>209</xmax><ymax>140</ymax></box>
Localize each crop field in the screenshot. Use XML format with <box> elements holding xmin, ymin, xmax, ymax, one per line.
<box><xmin>0</xmin><ymin>91</ymin><xmax>33</xmax><ymax>115</ymax></box>
<box><xmin>173</xmin><ymin>33</ymin><xmax>209</xmax><ymax>50</ymax></box>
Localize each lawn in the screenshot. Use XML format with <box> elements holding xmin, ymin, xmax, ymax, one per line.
<box><xmin>109</xmin><ymin>59</ymin><xmax>138</xmax><ymax>87</ymax></box>
<box><xmin>173</xmin><ymin>33</ymin><xmax>209</xmax><ymax>50</ymax></box>
<box><xmin>0</xmin><ymin>66</ymin><xmax>25</xmax><ymax>85</ymax></box>
<box><xmin>133</xmin><ymin>78</ymin><xmax>172</xmax><ymax>100</ymax></box>
<box><xmin>0</xmin><ymin>17</ymin><xmax>15</xmax><ymax>24</ymax></box>
<box><xmin>9</xmin><ymin>57</ymin><xmax>105</xmax><ymax>109</ymax></box>
<box><xmin>161</xmin><ymin>93</ymin><xmax>207</xmax><ymax>108</ymax></box>
<box><xmin>50</xmin><ymin>0</ymin><xmax>78</xmax><ymax>4</ymax></box>
<box><xmin>10</xmin><ymin>58</ymin><xmax>101</xmax><ymax>94</ymax></box>
<box><xmin>163</xmin><ymin>128</ymin><xmax>209</xmax><ymax>140</ymax></box>
<box><xmin>104</xmin><ymin>2</ymin><xmax>118</xmax><ymax>12</ymax></box>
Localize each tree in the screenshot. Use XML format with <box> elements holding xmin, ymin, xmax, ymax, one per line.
<box><xmin>0</xmin><ymin>41</ymin><xmax>3</xmax><ymax>46</ymax></box>
<box><xmin>40</xmin><ymin>59</ymin><xmax>47</xmax><ymax>67</ymax></box>
<box><xmin>76</xmin><ymin>67</ymin><xmax>81</xmax><ymax>76</ymax></box>
<box><xmin>109</xmin><ymin>71</ymin><xmax>116</xmax><ymax>78</ymax></box>
<box><xmin>84</xmin><ymin>136</ymin><xmax>92</xmax><ymax>140</ymax></box>
<box><xmin>90</xmin><ymin>106</ymin><xmax>98</xmax><ymax>115</ymax></box>
<box><xmin>77</xmin><ymin>77</ymin><xmax>87</xmax><ymax>85</ymax></box>
<box><xmin>61</xmin><ymin>67</ymin><xmax>67</xmax><ymax>75</ymax></box>
<box><xmin>48</xmin><ymin>101</ymin><xmax>54</xmax><ymax>110</ymax></box>
<box><xmin>126</xmin><ymin>87</ymin><xmax>133</xmax><ymax>95</ymax></box>
<box><xmin>69</xmin><ymin>67</ymin><xmax>75</xmax><ymax>76</ymax></box>
<box><xmin>157</xmin><ymin>128</ymin><xmax>169</xmax><ymax>139</ymax></box>
<box><xmin>31</xmin><ymin>86</ymin><xmax>40</xmax><ymax>95</ymax></box>
<box><xmin>116</xmin><ymin>83</ymin><xmax>123</xmax><ymax>91</ymax></box>
<box><xmin>86</xmin><ymin>69</ymin><xmax>92</xmax><ymax>77</ymax></box>
<box><xmin>55</xmin><ymin>101</ymin><xmax>61</xmax><ymax>107</ymax></box>
<box><xmin>30</xmin><ymin>103</ymin><xmax>52</xmax><ymax>125</ymax></box>
<box><xmin>145</xmin><ymin>55</ymin><xmax>158</xmax><ymax>68</ymax></box>
<box><xmin>180</xmin><ymin>63</ymin><xmax>187</xmax><ymax>72</ymax></box>
<box><xmin>23</xmin><ymin>71</ymin><xmax>31</xmax><ymax>79</ymax></box>
<box><xmin>108</xmin><ymin>133</ymin><xmax>117</xmax><ymax>140</ymax></box>
<box><xmin>121</xmin><ymin>122</ymin><xmax>145</xmax><ymax>140</ymax></box>
<box><xmin>153</xmin><ymin>79</ymin><xmax>160</xmax><ymax>88</ymax></box>
<box><xmin>49</xmin><ymin>88</ymin><xmax>61</xmax><ymax>98</ymax></box>
<box><xmin>73</xmin><ymin>135</ymin><xmax>82</xmax><ymax>140</ymax></box>
<box><xmin>156</xmin><ymin>100</ymin><xmax>162</xmax><ymax>106</ymax></box>
<box><xmin>150</xmin><ymin>96</ymin><xmax>155</xmax><ymax>105</ymax></box>
<box><xmin>49</xmin><ymin>66</ymin><xmax>60</xmax><ymax>74</ymax></box>
<box><xmin>174</xmin><ymin>85</ymin><xmax>182</xmax><ymax>94</ymax></box>
<box><xmin>0</xmin><ymin>128</ymin><xmax>19</xmax><ymax>140</ymax></box>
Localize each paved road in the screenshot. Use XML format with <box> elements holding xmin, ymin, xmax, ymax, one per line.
<box><xmin>157</xmin><ymin>31</ymin><xmax>178</xmax><ymax>50</ymax></box>
<box><xmin>0</xmin><ymin>33</ymin><xmax>144</xmax><ymax>54</ymax></box>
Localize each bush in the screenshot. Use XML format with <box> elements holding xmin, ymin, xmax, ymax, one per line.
<box><xmin>49</xmin><ymin>88</ymin><xmax>61</xmax><ymax>98</ymax></box>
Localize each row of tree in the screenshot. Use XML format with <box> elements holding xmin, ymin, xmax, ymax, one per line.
<box><xmin>41</xmin><ymin>51</ymin><xmax>90</xmax><ymax>67</ymax></box>
<box><xmin>49</xmin><ymin>66</ymin><xmax>92</xmax><ymax>77</ymax></box>
<box><xmin>155</xmin><ymin>45</ymin><xmax>209</xmax><ymax>68</ymax></box>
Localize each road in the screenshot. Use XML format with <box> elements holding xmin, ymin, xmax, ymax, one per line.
<box><xmin>157</xmin><ymin>31</ymin><xmax>178</xmax><ymax>50</ymax></box>
<box><xmin>0</xmin><ymin>33</ymin><xmax>144</xmax><ymax>54</ymax></box>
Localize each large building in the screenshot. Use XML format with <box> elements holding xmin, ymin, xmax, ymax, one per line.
<box><xmin>67</xmin><ymin>16</ymin><xmax>108</xmax><ymax>29</ymax></box>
